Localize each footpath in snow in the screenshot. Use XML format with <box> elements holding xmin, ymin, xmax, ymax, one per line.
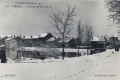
<box><xmin>0</xmin><ymin>49</ymin><xmax>120</xmax><ymax>80</ymax></box>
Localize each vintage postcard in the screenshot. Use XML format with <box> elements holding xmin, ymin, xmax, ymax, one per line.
<box><xmin>0</xmin><ymin>0</ymin><xmax>120</xmax><ymax>80</ymax></box>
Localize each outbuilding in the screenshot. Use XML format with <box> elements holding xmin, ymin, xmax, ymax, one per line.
<box><xmin>5</xmin><ymin>38</ymin><xmax>18</xmax><ymax>60</ymax></box>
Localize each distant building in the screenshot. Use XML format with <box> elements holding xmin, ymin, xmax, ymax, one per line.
<box><xmin>109</xmin><ymin>35</ymin><xmax>118</xmax><ymax>42</ymax></box>
<box><xmin>90</xmin><ymin>37</ymin><xmax>105</xmax><ymax>49</ymax></box>
<box><xmin>22</xmin><ymin>35</ymin><xmax>40</xmax><ymax>47</ymax></box>
<box><xmin>21</xmin><ymin>33</ymin><xmax>54</xmax><ymax>47</ymax></box>
<box><xmin>109</xmin><ymin>35</ymin><xmax>120</xmax><ymax>47</ymax></box>
<box><xmin>46</xmin><ymin>37</ymin><xmax>61</xmax><ymax>47</ymax></box>
<box><xmin>5</xmin><ymin>38</ymin><xmax>18</xmax><ymax>60</ymax></box>
<box><xmin>39</xmin><ymin>33</ymin><xmax>54</xmax><ymax>43</ymax></box>
<box><xmin>58</xmin><ymin>38</ymin><xmax>76</xmax><ymax>48</ymax></box>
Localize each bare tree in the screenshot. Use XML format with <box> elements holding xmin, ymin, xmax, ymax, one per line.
<box><xmin>49</xmin><ymin>5</ymin><xmax>76</xmax><ymax>60</ymax></box>
<box><xmin>76</xmin><ymin>20</ymin><xmax>84</xmax><ymax>46</ymax></box>
<box><xmin>99</xmin><ymin>35</ymin><xmax>108</xmax><ymax>48</ymax></box>
<box><xmin>103</xmin><ymin>35</ymin><xmax>108</xmax><ymax>47</ymax></box>
<box><xmin>84</xmin><ymin>24</ymin><xmax>93</xmax><ymax>55</ymax></box>
<box><xmin>106</xmin><ymin>0</ymin><xmax>120</xmax><ymax>33</ymax></box>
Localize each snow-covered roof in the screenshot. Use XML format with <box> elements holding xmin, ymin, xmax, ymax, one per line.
<box><xmin>22</xmin><ymin>35</ymin><xmax>40</xmax><ymax>39</ymax></box>
<box><xmin>21</xmin><ymin>36</ymin><xmax>25</xmax><ymax>38</ymax></box>
<box><xmin>90</xmin><ymin>37</ymin><xmax>99</xmax><ymax>41</ymax></box>
<box><xmin>91</xmin><ymin>36</ymin><xmax>106</xmax><ymax>41</ymax></box>
<box><xmin>109</xmin><ymin>35</ymin><xmax>118</xmax><ymax>37</ymax></box>
<box><xmin>33</xmin><ymin>36</ymin><xmax>39</xmax><ymax>38</ymax></box>
<box><xmin>22</xmin><ymin>36</ymin><xmax>30</xmax><ymax>39</ymax></box>
<box><xmin>113</xmin><ymin>35</ymin><xmax>117</xmax><ymax>37</ymax></box>
<box><xmin>11</xmin><ymin>35</ymin><xmax>18</xmax><ymax>38</ymax></box>
<box><xmin>59</xmin><ymin>38</ymin><xmax>73</xmax><ymax>43</ymax></box>
<box><xmin>0</xmin><ymin>45</ymin><xmax>5</xmax><ymax>48</ymax></box>
<box><xmin>40</xmin><ymin>33</ymin><xmax>48</xmax><ymax>37</ymax></box>
<box><xmin>4</xmin><ymin>33</ymin><xmax>52</xmax><ymax>40</ymax></box>
<box><xmin>23</xmin><ymin>36</ymin><xmax>33</xmax><ymax>39</ymax></box>
<box><xmin>47</xmin><ymin>37</ymin><xmax>56</xmax><ymax>41</ymax></box>
<box><xmin>0</xmin><ymin>34</ymin><xmax>12</xmax><ymax>39</ymax></box>
<box><xmin>5</xmin><ymin>38</ymin><xmax>13</xmax><ymax>40</ymax></box>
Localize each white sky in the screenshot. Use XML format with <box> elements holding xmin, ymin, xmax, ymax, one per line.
<box><xmin>0</xmin><ymin>0</ymin><xmax>118</xmax><ymax>37</ymax></box>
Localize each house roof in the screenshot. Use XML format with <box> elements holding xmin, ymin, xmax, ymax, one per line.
<box><xmin>5</xmin><ymin>38</ymin><xmax>13</xmax><ymax>40</ymax></box>
<box><xmin>22</xmin><ymin>36</ymin><xmax>40</xmax><ymax>39</ymax></box>
<box><xmin>0</xmin><ymin>35</ymin><xmax>12</xmax><ymax>39</ymax></box>
<box><xmin>32</xmin><ymin>36</ymin><xmax>39</xmax><ymax>38</ymax></box>
<box><xmin>90</xmin><ymin>37</ymin><xmax>99</xmax><ymax>41</ymax></box>
<box><xmin>90</xmin><ymin>36</ymin><xmax>105</xmax><ymax>41</ymax></box>
<box><xmin>40</xmin><ymin>33</ymin><xmax>48</xmax><ymax>38</ymax></box>
<box><xmin>22</xmin><ymin>36</ymin><xmax>31</xmax><ymax>39</ymax></box>
<box><xmin>47</xmin><ymin>37</ymin><xmax>56</xmax><ymax>41</ymax></box>
<box><xmin>59</xmin><ymin>38</ymin><xmax>73</xmax><ymax>43</ymax></box>
<box><xmin>114</xmin><ymin>35</ymin><xmax>117</xmax><ymax>37</ymax></box>
<box><xmin>22</xmin><ymin>33</ymin><xmax>52</xmax><ymax>39</ymax></box>
<box><xmin>1</xmin><ymin>33</ymin><xmax>53</xmax><ymax>40</ymax></box>
<box><xmin>109</xmin><ymin>35</ymin><xmax>118</xmax><ymax>37</ymax></box>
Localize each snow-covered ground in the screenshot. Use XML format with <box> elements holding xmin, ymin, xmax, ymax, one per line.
<box><xmin>0</xmin><ymin>49</ymin><xmax>120</xmax><ymax>80</ymax></box>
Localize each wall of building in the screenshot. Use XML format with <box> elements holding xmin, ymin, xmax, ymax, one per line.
<box><xmin>5</xmin><ymin>39</ymin><xmax>18</xmax><ymax>60</ymax></box>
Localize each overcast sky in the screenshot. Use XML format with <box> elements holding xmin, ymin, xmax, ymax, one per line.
<box><xmin>0</xmin><ymin>0</ymin><xmax>118</xmax><ymax>37</ymax></box>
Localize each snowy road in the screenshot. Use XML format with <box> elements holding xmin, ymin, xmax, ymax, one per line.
<box><xmin>0</xmin><ymin>49</ymin><xmax>120</xmax><ymax>80</ymax></box>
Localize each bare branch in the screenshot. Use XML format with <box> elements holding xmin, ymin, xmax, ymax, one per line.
<box><xmin>106</xmin><ymin>0</ymin><xmax>120</xmax><ymax>25</ymax></box>
<box><xmin>49</xmin><ymin>5</ymin><xmax>76</xmax><ymax>41</ymax></box>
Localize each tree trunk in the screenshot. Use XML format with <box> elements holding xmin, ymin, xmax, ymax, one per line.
<box><xmin>62</xmin><ymin>42</ymin><xmax>65</xmax><ymax>60</ymax></box>
<box><xmin>87</xmin><ymin>42</ymin><xmax>89</xmax><ymax>55</ymax></box>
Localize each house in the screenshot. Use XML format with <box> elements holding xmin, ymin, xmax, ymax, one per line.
<box><xmin>21</xmin><ymin>35</ymin><xmax>40</xmax><ymax>47</ymax></box>
<box><xmin>109</xmin><ymin>35</ymin><xmax>118</xmax><ymax>42</ymax></box>
<box><xmin>90</xmin><ymin>37</ymin><xmax>105</xmax><ymax>49</ymax></box>
<box><xmin>109</xmin><ymin>35</ymin><xmax>118</xmax><ymax>44</ymax></box>
<box><xmin>39</xmin><ymin>33</ymin><xmax>54</xmax><ymax>43</ymax></box>
<box><xmin>20</xmin><ymin>33</ymin><xmax>54</xmax><ymax>47</ymax></box>
<box><xmin>5</xmin><ymin>38</ymin><xmax>18</xmax><ymax>60</ymax></box>
<box><xmin>108</xmin><ymin>35</ymin><xmax>120</xmax><ymax>48</ymax></box>
<box><xmin>46</xmin><ymin>37</ymin><xmax>61</xmax><ymax>47</ymax></box>
<box><xmin>59</xmin><ymin>37</ymin><xmax>76</xmax><ymax>48</ymax></box>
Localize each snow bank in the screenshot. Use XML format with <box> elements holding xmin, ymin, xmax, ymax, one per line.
<box><xmin>0</xmin><ymin>49</ymin><xmax>119</xmax><ymax>80</ymax></box>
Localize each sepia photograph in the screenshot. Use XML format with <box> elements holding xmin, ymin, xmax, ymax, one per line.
<box><xmin>0</xmin><ymin>0</ymin><xmax>120</xmax><ymax>80</ymax></box>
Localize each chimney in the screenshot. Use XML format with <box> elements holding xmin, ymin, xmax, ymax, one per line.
<box><xmin>31</xmin><ymin>35</ymin><xmax>32</xmax><ymax>38</ymax></box>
